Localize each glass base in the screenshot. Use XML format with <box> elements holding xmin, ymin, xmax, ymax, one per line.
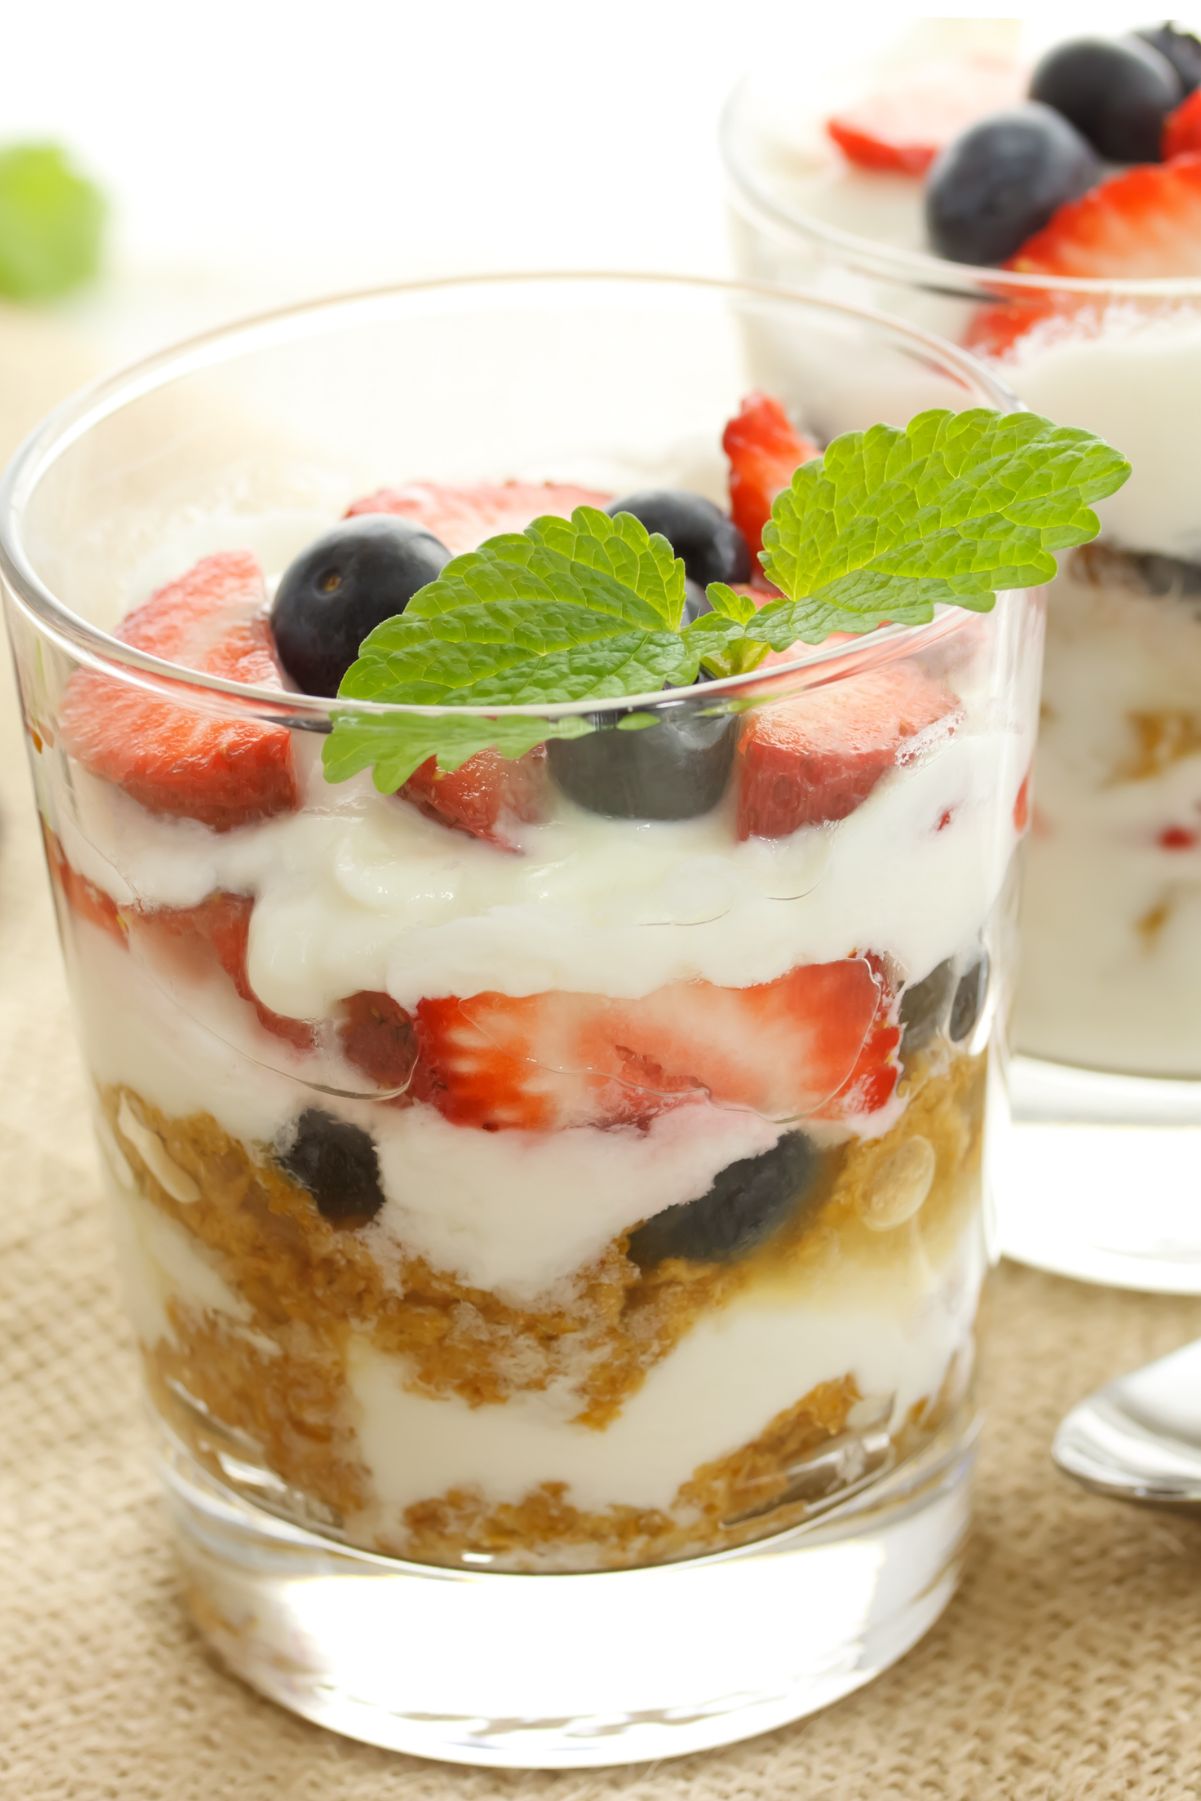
<box><xmin>999</xmin><ymin>1055</ymin><xmax>1201</xmax><ymax>1292</ymax></box>
<box><xmin>161</xmin><ymin>1423</ymin><xmax>975</xmax><ymax>1769</ymax></box>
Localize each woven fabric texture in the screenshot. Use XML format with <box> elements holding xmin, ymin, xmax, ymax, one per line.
<box><xmin>2</xmin><ymin>332</ymin><xmax>1201</xmax><ymax>1801</ymax></box>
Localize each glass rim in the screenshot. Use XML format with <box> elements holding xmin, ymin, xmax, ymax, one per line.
<box><xmin>0</xmin><ymin>268</ymin><xmax>1019</xmax><ymax>724</ymax></box>
<box><xmin>721</xmin><ymin>74</ymin><xmax>1201</xmax><ymax>303</ymax></box>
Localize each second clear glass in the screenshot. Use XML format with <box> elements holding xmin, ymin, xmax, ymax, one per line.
<box><xmin>723</xmin><ymin>80</ymin><xmax>1201</xmax><ymax>1292</ymax></box>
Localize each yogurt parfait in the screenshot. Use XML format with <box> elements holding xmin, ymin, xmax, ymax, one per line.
<box><xmin>724</xmin><ymin>22</ymin><xmax>1201</xmax><ymax>1288</ymax></box>
<box><xmin>0</xmin><ymin>278</ymin><xmax>1118</xmax><ymax>1763</ymax></box>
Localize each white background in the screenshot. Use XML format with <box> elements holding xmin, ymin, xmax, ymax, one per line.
<box><xmin>0</xmin><ymin>2</ymin><xmax>1157</xmax><ymax>363</ymax></box>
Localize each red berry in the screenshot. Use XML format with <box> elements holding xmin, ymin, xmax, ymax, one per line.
<box><xmin>134</xmin><ymin>893</ymin><xmax>315</xmax><ymax>1050</ymax></box>
<box><xmin>1164</xmin><ymin>89</ymin><xmax>1201</xmax><ymax>161</ymax></box>
<box><xmin>415</xmin><ymin>959</ymin><xmax>899</xmax><ymax>1133</ymax></box>
<box><xmin>721</xmin><ymin>393</ymin><xmax>817</xmax><ymax>557</ymax></box>
<box><xmin>826</xmin><ymin>56</ymin><xmax>1024</xmax><ymax>176</ymax></box>
<box><xmin>401</xmin><ymin>746</ymin><xmax>550</xmax><ymax>850</ymax></box>
<box><xmin>344</xmin><ymin>481</ymin><xmax>612</xmax><ymax>555</ymax></box>
<box><xmin>59</xmin><ymin>552</ymin><xmax>298</xmax><ymax>832</ymax></box>
<box><xmin>1013</xmin><ymin>771</ymin><xmax>1031</xmax><ymax>835</ymax></box>
<box><xmin>42</xmin><ymin>827</ymin><xmax>125</xmax><ymax>945</ymax></box>
<box><xmin>968</xmin><ymin>157</ymin><xmax>1201</xmax><ymax>357</ymax></box>
<box><xmin>339</xmin><ymin>990</ymin><xmax>421</xmax><ymax>1093</ymax></box>
<box><xmin>736</xmin><ymin>664</ymin><xmax>961</xmax><ymax>840</ymax></box>
<box><xmin>1159</xmin><ymin>824</ymin><xmax>1197</xmax><ymax>850</ymax></box>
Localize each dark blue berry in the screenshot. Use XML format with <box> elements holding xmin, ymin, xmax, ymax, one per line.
<box><xmin>628</xmin><ymin>1132</ymin><xmax>824</xmax><ymax>1267</ymax></box>
<box><xmin>900</xmin><ymin>959</ymin><xmax>956</xmax><ymax>1055</ymax></box>
<box><xmin>1030</xmin><ymin>35</ymin><xmax>1182</xmax><ymax>163</ymax></box>
<box><xmin>278</xmin><ymin>1109</ymin><xmax>385</xmax><ymax>1224</ymax></box>
<box><xmin>949</xmin><ymin>952</ymin><xmax>990</xmax><ymax>1044</ymax></box>
<box><xmin>606</xmin><ymin>489</ymin><xmax>751</xmax><ymax>589</ymax></box>
<box><xmin>547</xmin><ymin>697</ymin><xmax>737</xmax><ymax>821</ymax></box>
<box><xmin>271</xmin><ymin>516</ymin><xmax>451</xmax><ymax>697</ymax></box>
<box><xmin>926</xmin><ymin>104</ymin><xmax>1100</xmax><ymax>266</ymax></box>
<box><xmin>1125</xmin><ymin>550</ymin><xmax>1201</xmax><ymax>597</ymax></box>
<box><xmin>1136</xmin><ymin>23</ymin><xmax>1201</xmax><ymax>94</ymax></box>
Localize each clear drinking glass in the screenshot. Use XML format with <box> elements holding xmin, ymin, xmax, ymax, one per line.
<box><xmin>723</xmin><ymin>77</ymin><xmax>1201</xmax><ymax>1293</ymax></box>
<box><xmin>0</xmin><ymin>274</ymin><xmax>1037</xmax><ymax>1766</ymax></box>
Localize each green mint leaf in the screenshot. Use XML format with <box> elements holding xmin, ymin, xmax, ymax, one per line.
<box><xmin>682</xmin><ymin>588</ymin><xmax>769</xmax><ymax>679</ymax></box>
<box><xmin>756</xmin><ymin>408</ymin><xmax>1131</xmax><ymax>643</ymax></box>
<box><xmin>0</xmin><ymin>144</ymin><xmax>104</xmax><ymax>301</ymax></box>
<box><xmin>322</xmin><ymin>708</ymin><xmax>592</xmax><ymax>796</ymax></box>
<box><xmin>323</xmin><ymin>409</ymin><xmax>1132</xmax><ymax>789</ymax></box>
<box><xmin>324</xmin><ymin>507</ymin><xmax>698</xmax><ymax>786</ymax></box>
<box><xmin>705</xmin><ymin>582</ymin><xmax>759</xmax><ymax>626</ymax></box>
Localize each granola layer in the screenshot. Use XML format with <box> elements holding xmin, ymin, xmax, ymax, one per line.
<box><xmin>102</xmin><ymin>1049</ymin><xmax>984</xmax><ymax>1567</ymax></box>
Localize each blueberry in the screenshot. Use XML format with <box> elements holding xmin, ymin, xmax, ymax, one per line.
<box><xmin>900</xmin><ymin>959</ymin><xmax>955</xmax><ymax>1055</ymax></box>
<box><xmin>606</xmin><ymin>490</ymin><xmax>751</xmax><ymax>589</ymax></box>
<box><xmin>1030</xmin><ymin>35</ymin><xmax>1182</xmax><ymax>163</ymax></box>
<box><xmin>949</xmin><ymin>952</ymin><xmax>990</xmax><ymax>1044</ymax></box>
<box><xmin>1126</xmin><ymin>551</ymin><xmax>1201</xmax><ymax>598</ymax></box>
<box><xmin>271</xmin><ymin>516</ymin><xmax>451</xmax><ymax>697</ymax></box>
<box><xmin>627</xmin><ymin>1132</ymin><xmax>824</xmax><ymax>1267</ymax></box>
<box><xmin>547</xmin><ymin>697</ymin><xmax>738</xmax><ymax>821</ymax></box>
<box><xmin>277</xmin><ymin>1109</ymin><xmax>385</xmax><ymax>1224</ymax></box>
<box><xmin>1135</xmin><ymin>23</ymin><xmax>1201</xmax><ymax>95</ymax></box>
<box><xmin>926</xmin><ymin>104</ymin><xmax>1101</xmax><ymax>266</ymax></box>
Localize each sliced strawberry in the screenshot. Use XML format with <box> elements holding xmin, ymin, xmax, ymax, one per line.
<box><xmin>1164</xmin><ymin>90</ymin><xmax>1201</xmax><ymax>161</ymax></box>
<box><xmin>1013</xmin><ymin>770</ymin><xmax>1031</xmax><ymax>835</ymax></box>
<box><xmin>722</xmin><ymin>393</ymin><xmax>818</xmax><ymax>558</ymax></box>
<box><xmin>134</xmin><ymin>892</ymin><xmax>314</xmax><ymax>1051</ymax></box>
<box><xmin>344</xmin><ymin>481</ymin><xmax>612</xmax><ymax>555</ymax></box>
<box><xmin>339</xmin><ymin>989</ymin><xmax>420</xmax><ymax>1092</ymax></box>
<box><xmin>962</xmin><ymin>293</ymin><xmax>1069</xmax><ymax>361</ymax></box>
<box><xmin>42</xmin><ymin>826</ymin><xmax>126</xmax><ymax>945</ymax></box>
<box><xmin>416</xmin><ymin>959</ymin><xmax>898</xmax><ymax>1132</ymax></box>
<box><xmin>59</xmin><ymin>552</ymin><xmax>298</xmax><ymax>832</ymax></box>
<box><xmin>826</xmin><ymin>55</ymin><xmax>1024</xmax><ymax>176</ymax></box>
<box><xmin>1009</xmin><ymin>156</ymin><xmax>1201</xmax><ymax>280</ymax></box>
<box><xmin>736</xmin><ymin>664</ymin><xmax>960</xmax><ymax>841</ymax></box>
<box><xmin>967</xmin><ymin>157</ymin><xmax>1201</xmax><ymax>357</ymax></box>
<box><xmin>401</xmin><ymin>746</ymin><xmax>549</xmax><ymax>850</ymax></box>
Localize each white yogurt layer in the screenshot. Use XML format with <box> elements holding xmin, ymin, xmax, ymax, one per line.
<box><xmin>367</xmin><ymin>1100</ymin><xmax>782</xmax><ymax>1304</ymax></box>
<box><xmin>1016</xmin><ymin>568</ymin><xmax>1201</xmax><ymax>1075</ymax></box>
<box><xmin>73</xmin><ymin>918</ymin><xmax>793</xmax><ymax>1300</ymax></box>
<box><xmin>58</xmin><ymin>693</ymin><xmax>1015</xmax><ymax>1019</ymax></box>
<box><xmin>348</xmin><ymin>1220</ymin><xmax>985</xmax><ymax>1518</ymax></box>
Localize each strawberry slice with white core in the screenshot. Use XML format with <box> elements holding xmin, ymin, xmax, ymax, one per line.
<box><xmin>401</xmin><ymin>746</ymin><xmax>549</xmax><ymax>851</ymax></box>
<box><xmin>344</xmin><ymin>481</ymin><xmax>612</xmax><ymax>555</ymax></box>
<box><xmin>1007</xmin><ymin>155</ymin><xmax>1201</xmax><ymax>281</ymax></box>
<box><xmin>416</xmin><ymin>959</ymin><xmax>899</xmax><ymax>1132</ymax></box>
<box><xmin>737</xmin><ymin>663</ymin><xmax>961</xmax><ymax>840</ymax></box>
<box><xmin>722</xmin><ymin>394</ymin><xmax>818</xmax><ymax>559</ymax></box>
<box><xmin>967</xmin><ymin>157</ymin><xmax>1201</xmax><ymax>357</ymax></box>
<box><xmin>59</xmin><ymin>552</ymin><xmax>297</xmax><ymax>832</ymax></box>
<box><xmin>826</xmin><ymin>55</ymin><xmax>1025</xmax><ymax>176</ymax></box>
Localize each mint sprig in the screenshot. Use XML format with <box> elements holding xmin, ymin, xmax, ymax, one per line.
<box><xmin>0</xmin><ymin>145</ymin><xmax>104</xmax><ymax>301</ymax></box>
<box><xmin>326</xmin><ymin>509</ymin><xmax>699</xmax><ymax>790</ymax></box>
<box><xmin>324</xmin><ymin>408</ymin><xmax>1130</xmax><ymax>788</ymax></box>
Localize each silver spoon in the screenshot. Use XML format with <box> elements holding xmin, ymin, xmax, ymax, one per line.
<box><xmin>1053</xmin><ymin>1338</ymin><xmax>1201</xmax><ymax>1509</ymax></box>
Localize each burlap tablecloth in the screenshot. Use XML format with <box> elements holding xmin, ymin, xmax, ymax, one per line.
<box><xmin>2</xmin><ymin>328</ymin><xmax>1201</xmax><ymax>1801</ymax></box>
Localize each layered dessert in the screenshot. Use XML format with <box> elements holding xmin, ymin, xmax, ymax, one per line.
<box><xmin>725</xmin><ymin>20</ymin><xmax>1201</xmax><ymax>1078</ymax></box>
<box><xmin>26</xmin><ymin>390</ymin><xmax>1066</xmax><ymax>1575</ymax></box>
